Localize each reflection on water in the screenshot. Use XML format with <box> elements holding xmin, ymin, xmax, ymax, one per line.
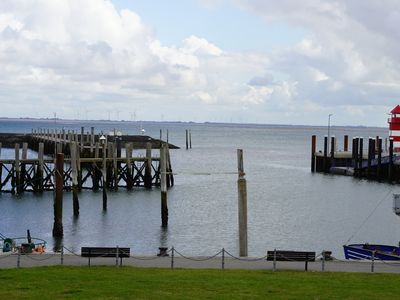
<box><xmin>0</xmin><ymin>120</ymin><xmax>398</xmax><ymax>258</ymax></box>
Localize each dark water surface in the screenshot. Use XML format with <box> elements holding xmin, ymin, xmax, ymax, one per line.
<box><xmin>0</xmin><ymin>119</ymin><xmax>398</xmax><ymax>257</ymax></box>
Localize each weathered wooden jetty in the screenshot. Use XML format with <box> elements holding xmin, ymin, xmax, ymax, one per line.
<box><xmin>0</xmin><ymin>127</ymin><xmax>176</xmax><ymax>194</ymax></box>
<box><xmin>311</xmin><ymin>135</ymin><xmax>400</xmax><ymax>182</ymax></box>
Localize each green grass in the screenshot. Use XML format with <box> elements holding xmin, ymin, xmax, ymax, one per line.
<box><xmin>1</xmin><ymin>266</ymin><xmax>400</xmax><ymax>299</ymax></box>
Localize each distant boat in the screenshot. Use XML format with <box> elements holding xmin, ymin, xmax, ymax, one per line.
<box><xmin>140</xmin><ymin>124</ymin><xmax>145</xmax><ymax>135</ymax></box>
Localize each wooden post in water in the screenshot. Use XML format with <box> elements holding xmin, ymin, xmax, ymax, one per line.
<box><xmin>160</xmin><ymin>144</ymin><xmax>168</xmax><ymax>227</ymax></box>
<box><xmin>344</xmin><ymin>135</ymin><xmax>349</xmax><ymax>152</ymax></box>
<box><xmin>367</xmin><ymin>138</ymin><xmax>373</xmax><ymax>179</ymax></box>
<box><xmin>90</xmin><ymin>127</ymin><xmax>95</xmax><ymax>154</ymax></box>
<box><xmin>0</xmin><ymin>142</ymin><xmax>2</xmax><ymax>191</ymax></box>
<box><xmin>102</xmin><ymin>142</ymin><xmax>107</xmax><ymax>210</ymax></box>
<box><xmin>185</xmin><ymin>130</ymin><xmax>189</xmax><ymax>150</ymax></box>
<box><xmin>352</xmin><ymin>137</ymin><xmax>358</xmax><ymax>175</ymax></box>
<box><xmin>71</xmin><ymin>142</ymin><xmax>79</xmax><ymax>216</ymax></box>
<box><xmin>37</xmin><ymin>143</ymin><xmax>44</xmax><ymax>192</ymax></box>
<box><xmin>189</xmin><ymin>130</ymin><xmax>192</xmax><ymax>149</ymax></box>
<box><xmin>126</xmin><ymin>143</ymin><xmax>133</xmax><ymax>190</ymax></box>
<box><xmin>389</xmin><ymin>138</ymin><xmax>394</xmax><ymax>182</ymax></box>
<box><xmin>144</xmin><ymin>142</ymin><xmax>152</xmax><ymax>189</ymax></box>
<box><xmin>330</xmin><ymin>136</ymin><xmax>335</xmax><ymax>168</ymax></box>
<box><xmin>21</xmin><ymin>142</ymin><xmax>28</xmax><ymax>193</ymax></box>
<box><xmin>323</xmin><ymin>136</ymin><xmax>328</xmax><ymax>173</ymax></box>
<box><xmin>237</xmin><ymin>149</ymin><xmax>248</xmax><ymax>257</ymax></box>
<box><xmin>53</xmin><ymin>153</ymin><xmax>64</xmax><ymax>237</ymax></box>
<box><xmin>80</xmin><ymin>127</ymin><xmax>85</xmax><ymax>152</ymax></box>
<box><xmin>377</xmin><ymin>138</ymin><xmax>382</xmax><ymax>180</ymax></box>
<box><xmin>14</xmin><ymin>144</ymin><xmax>20</xmax><ymax>194</ymax></box>
<box><xmin>113</xmin><ymin>142</ymin><xmax>118</xmax><ymax>190</ymax></box>
<box><xmin>76</xmin><ymin>143</ymin><xmax>82</xmax><ymax>190</ymax></box>
<box><xmin>358</xmin><ymin>137</ymin><xmax>364</xmax><ymax>178</ymax></box>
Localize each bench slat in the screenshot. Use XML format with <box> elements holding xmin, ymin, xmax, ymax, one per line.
<box><xmin>266</xmin><ymin>250</ymin><xmax>315</xmax><ymax>262</ymax></box>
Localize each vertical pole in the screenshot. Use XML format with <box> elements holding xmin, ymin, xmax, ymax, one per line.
<box><xmin>185</xmin><ymin>130</ymin><xmax>188</xmax><ymax>150</ymax></box>
<box><xmin>21</xmin><ymin>142</ymin><xmax>28</xmax><ymax>192</ymax></box>
<box><xmin>167</xmin><ymin>130</ymin><xmax>169</xmax><ymax>144</ymax></box>
<box><xmin>322</xmin><ymin>251</ymin><xmax>325</xmax><ymax>272</ymax></box>
<box><xmin>0</xmin><ymin>142</ymin><xmax>2</xmax><ymax>191</ymax></box>
<box><xmin>61</xmin><ymin>246</ymin><xmax>64</xmax><ymax>265</ymax></box>
<box><xmin>126</xmin><ymin>143</ymin><xmax>133</xmax><ymax>190</ymax></box>
<box><xmin>171</xmin><ymin>247</ymin><xmax>174</xmax><ymax>269</ymax></box>
<box><xmin>323</xmin><ymin>136</ymin><xmax>328</xmax><ymax>173</ymax></box>
<box><xmin>371</xmin><ymin>251</ymin><xmax>375</xmax><ymax>273</ymax></box>
<box><xmin>330</xmin><ymin>136</ymin><xmax>335</xmax><ymax>168</ymax></box>
<box><xmin>160</xmin><ymin>144</ymin><xmax>168</xmax><ymax>227</ymax></box>
<box><xmin>14</xmin><ymin>144</ymin><xmax>20</xmax><ymax>194</ymax></box>
<box><xmin>38</xmin><ymin>143</ymin><xmax>44</xmax><ymax>192</ymax></box>
<box><xmin>102</xmin><ymin>142</ymin><xmax>107</xmax><ymax>210</ymax></box>
<box><xmin>222</xmin><ymin>248</ymin><xmax>225</xmax><ymax>270</ymax></box>
<box><xmin>358</xmin><ymin>137</ymin><xmax>364</xmax><ymax>177</ymax></box>
<box><xmin>93</xmin><ymin>142</ymin><xmax>100</xmax><ymax>190</ymax></box>
<box><xmin>377</xmin><ymin>138</ymin><xmax>382</xmax><ymax>180</ymax></box>
<box><xmin>116</xmin><ymin>245</ymin><xmax>119</xmax><ymax>267</ymax></box>
<box><xmin>367</xmin><ymin>138</ymin><xmax>372</xmax><ymax>179</ymax></box>
<box><xmin>80</xmin><ymin>126</ymin><xmax>85</xmax><ymax>153</ymax></box>
<box><xmin>311</xmin><ymin>135</ymin><xmax>316</xmax><ymax>172</ymax></box>
<box><xmin>144</xmin><ymin>142</ymin><xmax>152</xmax><ymax>188</ymax></box>
<box><xmin>113</xmin><ymin>142</ymin><xmax>118</xmax><ymax>190</ymax></box>
<box><xmin>344</xmin><ymin>135</ymin><xmax>349</xmax><ymax>152</ymax></box>
<box><xmin>71</xmin><ymin>142</ymin><xmax>79</xmax><ymax>216</ymax></box>
<box><xmin>237</xmin><ymin>149</ymin><xmax>248</xmax><ymax>257</ymax></box>
<box><xmin>17</xmin><ymin>248</ymin><xmax>21</xmax><ymax>268</ymax></box>
<box><xmin>352</xmin><ymin>137</ymin><xmax>358</xmax><ymax>176</ymax></box>
<box><xmin>189</xmin><ymin>130</ymin><xmax>192</xmax><ymax>149</ymax></box>
<box><xmin>273</xmin><ymin>249</ymin><xmax>277</xmax><ymax>272</ymax></box>
<box><xmin>53</xmin><ymin>153</ymin><xmax>64</xmax><ymax>237</ymax></box>
<box><xmin>90</xmin><ymin>127</ymin><xmax>95</xmax><ymax>154</ymax></box>
<box><xmin>389</xmin><ymin>138</ymin><xmax>394</xmax><ymax>182</ymax></box>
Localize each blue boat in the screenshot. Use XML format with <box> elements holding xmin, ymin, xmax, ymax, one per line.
<box><xmin>344</xmin><ymin>244</ymin><xmax>400</xmax><ymax>261</ymax></box>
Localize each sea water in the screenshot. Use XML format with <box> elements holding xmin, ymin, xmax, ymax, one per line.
<box><xmin>0</xmin><ymin>119</ymin><xmax>397</xmax><ymax>257</ymax></box>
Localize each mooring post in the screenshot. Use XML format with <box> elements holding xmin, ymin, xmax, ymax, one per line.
<box><xmin>126</xmin><ymin>143</ymin><xmax>133</xmax><ymax>190</ymax></box>
<box><xmin>185</xmin><ymin>129</ymin><xmax>188</xmax><ymax>150</ymax></box>
<box><xmin>144</xmin><ymin>142</ymin><xmax>152</xmax><ymax>188</ymax></box>
<box><xmin>330</xmin><ymin>136</ymin><xmax>335</xmax><ymax>168</ymax></box>
<box><xmin>352</xmin><ymin>137</ymin><xmax>358</xmax><ymax>176</ymax></box>
<box><xmin>14</xmin><ymin>144</ymin><xmax>20</xmax><ymax>194</ymax></box>
<box><xmin>323</xmin><ymin>136</ymin><xmax>328</xmax><ymax>173</ymax></box>
<box><xmin>80</xmin><ymin>126</ymin><xmax>84</xmax><ymax>152</ymax></box>
<box><xmin>160</xmin><ymin>144</ymin><xmax>168</xmax><ymax>227</ymax></box>
<box><xmin>71</xmin><ymin>142</ymin><xmax>79</xmax><ymax>216</ymax></box>
<box><xmin>37</xmin><ymin>143</ymin><xmax>44</xmax><ymax>192</ymax></box>
<box><xmin>358</xmin><ymin>137</ymin><xmax>364</xmax><ymax>178</ymax></box>
<box><xmin>344</xmin><ymin>135</ymin><xmax>348</xmax><ymax>152</ymax></box>
<box><xmin>102</xmin><ymin>141</ymin><xmax>107</xmax><ymax>210</ymax></box>
<box><xmin>53</xmin><ymin>153</ymin><xmax>64</xmax><ymax>237</ymax></box>
<box><xmin>367</xmin><ymin>138</ymin><xmax>373</xmax><ymax>179</ymax></box>
<box><xmin>90</xmin><ymin>127</ymin><xmax>95</xmax><ymax>154</ymax></box>
<box><xmin>311</xmin><ymin>135</ymin><xmax>316</xmax><ymax>172</ymax></box>
<box><xmin>377</xmin><ymin>138</ymin><xmax>382</xmax><ymax>180</ymax></box>
<box><xmin>389</xmin><ymin>138</ymin><xmax>394</xmax><ymax>182</ymax></box>
<box><xmin>237</xmin><ymin>149</ymin><xmax>248</xmax><ymax>257</ymax></box>
<box><xmin>189</xmin><ymin>130</ymin><xmax>192</xmax><ymax>149</ymax></box>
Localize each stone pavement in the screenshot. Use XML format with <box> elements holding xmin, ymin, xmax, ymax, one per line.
<box><xmin>1</xmin><ymin>252</ymin><xmax>400</xmax><ymax>273</ymax></box>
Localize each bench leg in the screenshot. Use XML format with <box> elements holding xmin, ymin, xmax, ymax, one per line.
<box><xmin>305</xmin><ymin>261</ymin><xmax>308</xmax><ymax>271</ymax></box>
<box><xmin>88</xmin><ymin>256</ymin><xmax>91</xmax><ymax>267</ymax></box>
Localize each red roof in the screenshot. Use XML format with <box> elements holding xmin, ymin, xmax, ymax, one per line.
<box><xmin>391</xmin><ymin>105</ymin><xmax>400</xmax><ymax>114</ymax></box>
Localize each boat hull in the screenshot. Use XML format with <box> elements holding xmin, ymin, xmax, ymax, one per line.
<box><xmin>344</xmin><ymin>244</ymin><xmax>400</xmax><ymax>261</ymax></box>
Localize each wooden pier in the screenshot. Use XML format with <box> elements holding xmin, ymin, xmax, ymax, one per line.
<box><xmin>0</xmin><ymin>128</ymin><xmax>175</xmax><ymax>194</ymax></box>
<box><xmin>311</xmin><ymin>135</ymin><xmax>400</xmax><ymax>182</ymax></box>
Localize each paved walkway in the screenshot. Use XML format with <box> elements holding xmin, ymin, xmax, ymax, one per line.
<box><xmin>1</xmin><ymin>252</ymin><xmax>400</xmax><ymax>273</ymax></box>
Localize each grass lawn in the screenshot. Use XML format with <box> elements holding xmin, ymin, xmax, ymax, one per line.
<box><xmin>1</xmin><ymin>266</ymin><xmax>400</xmax><ymax>299</ymax></box>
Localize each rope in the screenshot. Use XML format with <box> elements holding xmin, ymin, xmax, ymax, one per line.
<box><xmin>173</xmin><ymin>249</ymin><xmax>223</xmax><ymax>261</ymax></box>
<box><xmin>344</xmin><ymin>188</ymin><xmax>394</xmax><ymax>245</ymax></box>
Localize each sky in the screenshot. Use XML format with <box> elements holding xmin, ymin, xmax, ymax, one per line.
<box><xmin>0</xmin><ymin>0</ymin><xmax>399</xmax><ymax>126</ymax></box>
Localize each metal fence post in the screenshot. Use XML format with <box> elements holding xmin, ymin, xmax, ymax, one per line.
<box><xmin>273</xmin><ymin>248</ymin><xmax>277</xmax><ymax>272</ymax></box>
<box><xmin>321</xmin><ymin>251</ymin><xmax>325</xmax><ymax>272</ymax></box>
<box><xmin>222</xmin><ymin>248</ymin><xmax>225</xmax><ymax>270</ymax></box>
<box><xmin>17</xmin><ymin>248</ymin><xmax>21</xmax><ymax>268</ymax></box>
<box><xmin>171</xmin><ymin>247</ymin><xmax>174</xmax><ymax>269</ymax></box>
<box><xmin>61</xmin><ymin>246</ymin><xmax>64</xmax><ymax>265</ymax></box>
<box><xmin>371</xmin><ymin>251</ymin><xmax>375</xmax><ymax>273</ymax></box>
<box><xmin>116</xmin><ymin>245</ymin><xmax>119</xmax><ymax>267</ymax></box>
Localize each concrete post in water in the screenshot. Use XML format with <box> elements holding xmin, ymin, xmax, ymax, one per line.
<box><xmin>323</xmin><ymin>136</ymin><xmax>328</xmax><ymax>173</ymax></box>
<box><xmin>237</xmin><ymin>149</ymin><xmax>248</xmax><ymax>257</ymax></box>
<box><xmin>389</xmin><ymin>138</ymin><xmax>394</xmax><ymax>182</ymax></box>
<box><xmin>377</xmin><ymin>138</ymin><xmax>382</xmax><ymax>180</ymax></box>
<box><xmin>344</xmin><ymin>135</ymin><xmax>348</xmax><ymax>152</ymax></box>
<box><xmin>71</xmin><ymin>142</ymin><xmax>79</xmax><ymax>216</ymax></box>
<box><xmin>160</xmin><ymin>144</ymin><xmax>168</xmax><ymax>227</ymax></box>
<box><xmin>53</xmin><ymin>153</ymin><xmax>64</xmax><ymax>237</ymax></box>
<box><xmin>311</xmin><ymin>135</ymin><xmax>317</xmax><ymax>172</ymax></box>
<box><xmin>102</xmin><ymin>142</ymin><xmax>107</xmax><ymax>210</ymax></box>
<box><xmin>144</xmin><ymin>142</ymin><xmax>152</xmax><ymax>189</ymax></box>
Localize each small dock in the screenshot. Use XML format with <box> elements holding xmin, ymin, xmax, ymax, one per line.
<box><xmin>0</xmin><ymin>127</ymin><xmax>176</xmax><ymax>193</ymax></box>
<box><xmin>311</xmin><ymin>135</ymin><xmax>400</xmax><ymax>182</ymax></box>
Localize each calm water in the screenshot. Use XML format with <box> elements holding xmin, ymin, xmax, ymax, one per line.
<box><xmin>0</xmin><ymin>119</ymin><xmax>398</xmax><ymax>257</ymax></box>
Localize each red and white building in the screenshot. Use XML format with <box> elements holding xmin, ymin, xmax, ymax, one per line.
<box><xmin>388</xmin><ymin>105</ymin><xmax>400</xmax><ymax>152</ymax></box>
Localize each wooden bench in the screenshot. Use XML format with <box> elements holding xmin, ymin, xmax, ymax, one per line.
<box><xmin>81</xmin><ymin>247</ymin><xmax>130</xmax><ymax>266</ymax></box>
<box><xmin>267</xmin><ymin>250</ymin><xmax>316</xmax><ymax>271</ymax></box>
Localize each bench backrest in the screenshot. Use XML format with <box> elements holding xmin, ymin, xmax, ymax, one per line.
<box><xmin>81</xmin><ymin>247</ymin><xmax>130</xmax><ymax>258</ymax></box>
<box><xmin>266</xmin><ymin>250</ymin><xmax>316</xmax><ymax>262</ymax></box>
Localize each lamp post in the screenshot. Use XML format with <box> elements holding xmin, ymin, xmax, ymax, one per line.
<box><xmin>328</xmin><ymin>114</ymin><xmax>333</xmax><ymax>151</ymax></box>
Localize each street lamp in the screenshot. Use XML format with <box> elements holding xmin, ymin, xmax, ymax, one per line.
<box><xmin>328</xmin><ymin>114</ymin><xmax>333</xmax><ymax>151</ymax></box>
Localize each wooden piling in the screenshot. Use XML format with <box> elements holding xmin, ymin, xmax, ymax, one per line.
<box><xmin>352</xmin><ymin>137</ymin><xmax>358</xmax><ymax>175</ymax></box>
<box><xmin>330</xmin><ymin>136</ymin><xmax>335</xmax><ymax>168</ymax></box>
<box><xmin>92</xmin><ymin>142</ymin><xmax>100</xmax><ymax>190</ymax></box>
<box><xmin>323</xmin><ymin>136</ymin><xmax>328</xmax><ymax>173</ymax></box>
<box><xmin>113</xmin><ymin>142</ymin><xmax>118</xmax><ymax>190</ymax></box>
<box><xmin>14</xmin><ymin>144</ymin><xmax>20</xmax><ymax>194</ymax></box>
<box><xmin>102</xmin><ymin>142</ymin><xmax>107</xmax><ymax>210</ymax></box>
<box><xmin>237</xmin><ymin>149</ymin><xmax>248</xmax><ymax>257</ymax></box>
<box><xmin>189</xmin><ymin>130</ymin><xmax>192</xmax><ymax>149</ymax></box>
<box><xmin>344</xmin><ymin>135</ymin><xmax>348</xmax><ymax>152</ymax></box>
<box><xmin>144</xmin><ymin>142</ymin><xmax>152</xmax><ymax>189</ymax></box>
<box><xmin>358</xmin><ymin>137</ymin><xmax>364</xmax><ymax>178</ymax></box>
<box><xmin>37</xmin><ymin>143</ymin><xmax>44</xmax><ymax>192</ymax></box>
<box><xmin>126</xmin><ymin>143</ymin><xmax>133</xmax><ymax>190</ymax></box>
<box><xmin>377</xmin><ymin>138</ymin><xmax>382</xmax><ymax>179</ymax></box>
<box><xmin>389</xmin><ymin>138</ymin><xmax>394</xmax><ymax>182</ymax></box>
<box><xmin>90</xmin><ymin>127</ymin><xmax>95</xmax><ymax>154</ymax></box>
<box><xmin>71</xmin><ymin>142</ymin><xmax>79</xmax><ymax>216</ymax></box>
<box><xmin>185</xmin><ymin>130</ymin><xmax>189</xmax><ymax>150</ymax></box>
<box><xmin>80</xmin><ymin>127</ymin><xmax>85</xmax><ymax>152</ymax></box>
<box><xmin>160</xmin><ymin>144</ymin><xmax>168</xmax><ymax>227</ymax></box>
<box><xmin>52</xmin><ymin>153</ymin><xmax>64</xmax><ymax>237</ymax></box>
<box><xmin>0</xmin><ymin>142</ymin><xmax>2</xmax><ymax>191</ymax></box>
<box><xmin>311</xmin><ymin>135</ymin><xmax>316</xmax><ymax>172</ymax></box>
<box><xmin>367</xmin><ymin>138</ymin><xmax>373</xmax><ymax>179</ymax></box>
<box><xmin>21</xmin><ymin>143</ymin><xmax>28</xmax><ymax>193</ymax></box>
